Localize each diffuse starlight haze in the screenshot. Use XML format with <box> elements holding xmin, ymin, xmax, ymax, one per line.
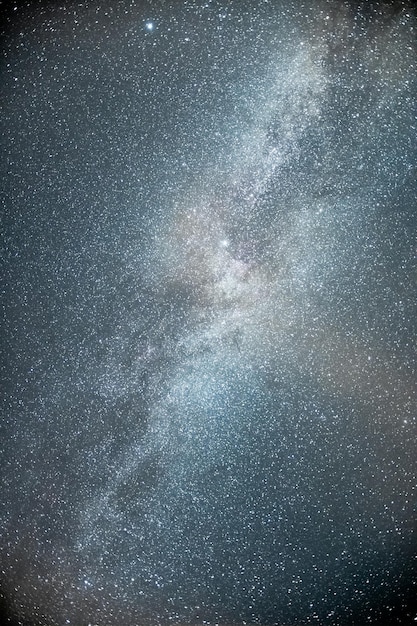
<box><xmin>1</xmin><ymin>1</ymin><xmax>416</xmax><ymax>625</ymax></box>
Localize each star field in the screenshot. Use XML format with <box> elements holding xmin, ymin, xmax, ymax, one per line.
<box><xmin>1</xmin><ymin>1</ymin><xmax>417</xmax><ymax>625</ymax></box>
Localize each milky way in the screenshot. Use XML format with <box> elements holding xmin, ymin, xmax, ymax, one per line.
<box><xmin>1</xmin><ymin>1</ymin><xmax>417</xmax><ymax>625</ymax></box>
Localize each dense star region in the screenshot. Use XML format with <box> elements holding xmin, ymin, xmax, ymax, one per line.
<box><xmin>1</xmin><ymin>1</ymin><xmax>416</xmax><ymax>625</ymax></box>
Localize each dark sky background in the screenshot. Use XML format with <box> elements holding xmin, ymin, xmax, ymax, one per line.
<box><xmin>1</xmin><ymin>1</ymin><xmax>417</xmax><ymax>625</ymax></box>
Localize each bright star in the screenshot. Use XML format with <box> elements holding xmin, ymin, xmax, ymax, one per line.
<box><xmin>145</xmin><ymin>21</ymin><xmax>154</xmax><ymax>31</ymax></box>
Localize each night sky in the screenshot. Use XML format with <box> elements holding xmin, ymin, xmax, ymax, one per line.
<box><xmin>1</xmin><ymin>1</ymin><xmax>417</xmax><ymax>625</ymax></box>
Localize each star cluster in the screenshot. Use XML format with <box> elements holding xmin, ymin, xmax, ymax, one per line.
<box><xmin>1</xmin><ymin>1</ymin><xmax>416</xmax><ymax>625</ymax></box>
